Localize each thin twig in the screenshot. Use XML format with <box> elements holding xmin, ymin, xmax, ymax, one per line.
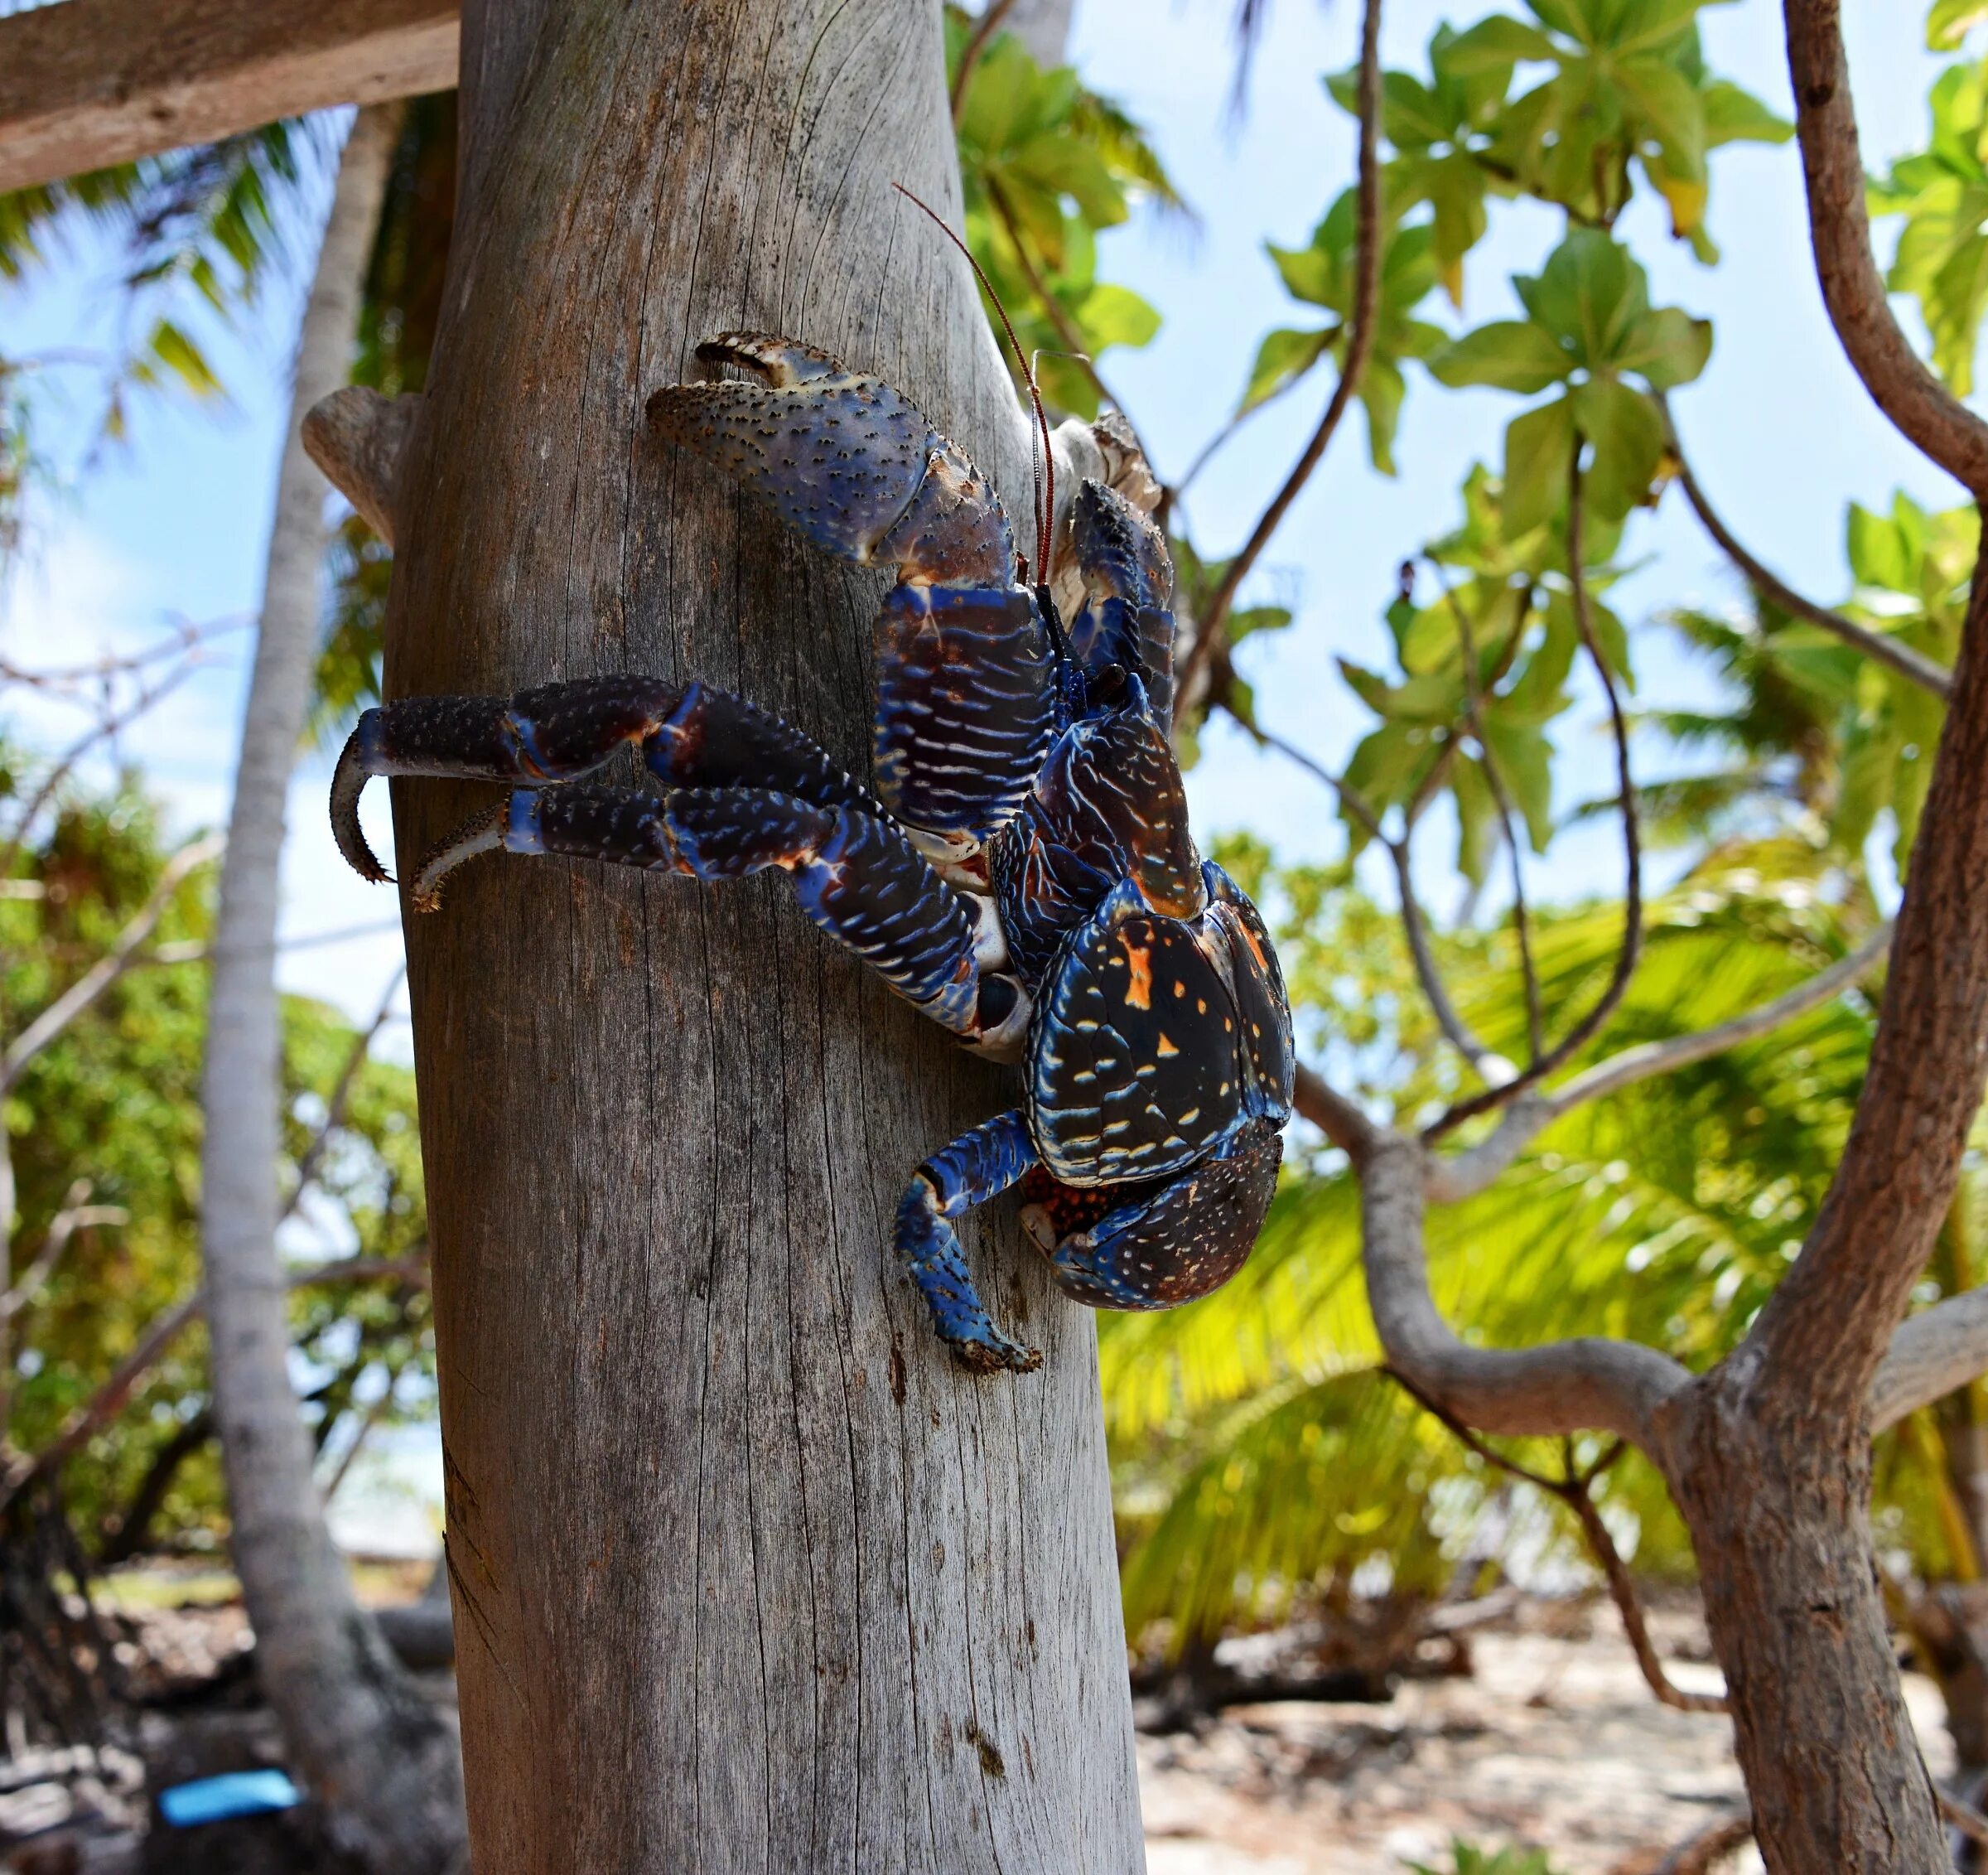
<box><xmin>1426</xmin><ymin>452</ymin><xmax>1643</xmax><ymax>1138</ymax></box>
<box><xmin>282</xmin><ymin>965</ymin><xmax>406</xmax><ymax>1224</ymax></box>
<box><xmin>1619</xmin><ymin>1811</ymin><xmax>1752</xmax><ymax>1875</ymax></box>
<box><xmin>0</xmin><ymin>1183</ymin><xmax>126</xmax><ymax>1326</ymax></box>
<box><xmin>1940</xmin><ymin>1786</ymin><xmax>1988</xmax><ymax>1850</ymax></box>
<box><xmin>984</xmin><ymin>176</ymin><xmax>1132</xmax><ymax>424</ymax></box>
<box><xmin>0</xmin><ymin>1246</ymin><xmax>430</xmax><ymax>1514</ymax></box>
<box><xmin>1436</xmin><ymin>559</ymin><xmax>1543</xmax><ymax>1060</ymax></box>
<box><xmin>951</xmin><ymin>0</ymin><xmax>1021</xmax><ymax>124</ymax></box>
<box><xmin>1662</xmin><ymin>396</ymin><xmax>1952</xmax><ymax>698</ymax></box>
<box><xmin>1252</xmin><ymin>722</ymin><xmax>1502</xmax><ymax>1081</ymax></box>
<box><xmin>1</xmin><ymin>834</ymin><xmax>223</xmax><ymax>1093</ymax></box>
<box><xmin>1178</xmin><ymin>0</ymin><xmax>1385</xmax><ymax>708</ymax></box>
<box><xmin>1391</xmin><ymin>1368</ymin><xmax>1725</xmax><ymax>1714</ymax></box>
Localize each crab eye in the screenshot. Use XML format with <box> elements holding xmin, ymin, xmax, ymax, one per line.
<box><xmin>1091</xmin><ymin>662</ymin><xmax>1129</xmax><ymax>706</ymax></box>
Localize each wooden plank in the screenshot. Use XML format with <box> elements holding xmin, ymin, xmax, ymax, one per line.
<box><xmin>0</xmin><ymin>0</ymin><xmax>459</xmax><ymax>192</ymax></box>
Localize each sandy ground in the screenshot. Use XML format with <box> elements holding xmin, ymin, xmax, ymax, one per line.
<box><xmin>1135</xmin><ymin>1604</ymin><xmax>1956</xmax><ymax>1874</ymax></box>
<box><xmin>3</xmin><ymin>1588</ymin><xmax>1962</xmax><ymax>1873</ymax></box>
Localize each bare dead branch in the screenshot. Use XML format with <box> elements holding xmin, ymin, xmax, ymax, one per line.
<box><xmin>0</xmin><ymin>1182</ymin><xmax>126</xmax><ymax>1326</ymax></box>
<box><xmin>1940</xmin><ymin>1786</ymin><xmax>1988</xmax><ymax>1851</ymax></box>
<box><xmin>1872</xmin><ymin>1288</ymin><xmax>1988</xmax><ymax>1433</ymax></box>
<box><xmin>1781</xmin><ymin>0</ymin><xmax>1988</xmax><ymax>495</ymax></box>
<box><xmin>1</xmin><ymin>834</ymin><xmax>223</xmax><ymax>1092</ymax></box>
<box><xmin>1426</xmin><ymin>455</ymin><xmax>1642</xmax><ymax>1138</ymax></box>
<box><xmin>1662</xmin><ymin>397</ymin><xmax>1952</xmax><ymax>698</ymax></box>
<box><xmin>283</xmin><ymin>965</ymin><xmax>406</xmax><ymax>1223</ymax></box>
<box><xmin>1392</xmin><ymin>1368</ymin><xmax>1722</xmax><ymax>1711</ymax></box>
<box><xmin>1178</xmin><ymin>0</ymin><xmax>1383</xmax><ymax>705</ymax></box>
<box><xmin>1362</xmin><ymin>1130</ymin><xmax>1690</xmax><ymax>1447</ymax></box>
<box><xmin>0</xmin><ymin>1246</ymin><xmax>430</xmax><ymax>1514</ymax></box>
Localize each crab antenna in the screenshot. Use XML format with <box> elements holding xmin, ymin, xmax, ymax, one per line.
<box><xmin>890</xmin><ymin>181</ymin><xmax>1055</xmax><ymax>583</ymax></box>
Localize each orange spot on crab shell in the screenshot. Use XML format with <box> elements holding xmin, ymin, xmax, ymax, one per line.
<box><xmin>1156</xmin><ymin>1033</ymin><xmax>1179</xmax><ymax>1057</ymax></box>
<box><xmin>1121</xmin><ymin>937</ymin><xmax>1154</xmax><ymax>1009</ymax></box>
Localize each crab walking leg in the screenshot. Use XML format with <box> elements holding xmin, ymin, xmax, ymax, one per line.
<box><xmin>413</xmin><ymin>785</ymin><xmax>1026</xmax><ymax>1051</ymax></box>
<box><xmin>331</xmin><ymin>675</ymin><xmax>876</xmax><ymax>882</ymax></box>
<box><xmin>649</xmin><ymin>333</ymin><xmax>1060</xmax><ymax>849</ymax></box>
<box><xmin>895</xmin><ymin>1110</ymin><xmax>1044</xmax><ymax>1374</ymax></box>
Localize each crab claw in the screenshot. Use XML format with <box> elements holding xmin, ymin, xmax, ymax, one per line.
<box><xmin>331</xmin><ymin>712</ymin><xmax>393</xmax><ymax>884</ymax></box>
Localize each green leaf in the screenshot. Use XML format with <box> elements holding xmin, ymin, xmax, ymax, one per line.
<box><xmin>1479</xmin><ymin>718</ymin><xmax>1555</xmax><ymax>850</ymax></box>
<box><xmin>1846</xmin><ymin>501</ymin><xmax>1913</xmax><ymax>593</ymax></box>
<box><xmin>1613</xmin><ymin>56</ymin><xmax>1708</xmax><ymax>186</ymax></box>
<box><xmin>1360</xmin><ymin>356</ymin><xmax>1410</xmax><ymax>476</ymax></box>
<box><xmin>144</xmin><ymin>319</ymin><xmax>223</xmax><ymax>399</ymax></box>
<box><xmin>1441</xmin><ymin>13</ymin><xmax>1558</xmax><ymax>73</ymax></box>
<box><xmin>1616</xmin><ymin>306</ymin><xmax>1713</xmax><ymax>389</ymax></box>
<box><xmin>1929</xmin><ymin>0</ymin><xmax>1988</xmax><ymax>48</ymax></box>
<box><xmin>1513</xmin><ymin>230</ymin><xmax>1650</xmax><ymax>370</ymax></box>
<box><xmin>1701</xmin><ymin>79</ymin><xmax>1794</xmax><ymax>147</ymax></box>
<box><xmin>1076</xmin><ymin>281</ymin><xmax>1160</xmax><ymax>350</ymax></box>
<box><xmin>1451</xmin><ymin>753</ymin><xmax>1499</xmax><ymax>887</ymax></box>
<box><xmin>1428</xmin><ymin>320</ymin><xmax>1572</xmax><ymax>393</ymax></box>
<box><xmin>1571</xmin><ymin>379</ymin><xmax>1665</xmax><ymax>519</ymax></box>
<box><xmin>1238</xmin><ymin>326</ymin><xmax>1334</xmax><ymax>416</ymax></box>
<box><xmin>1502</xmin><ymin>395</ymin><xmax>1576</xmax><ymax>539</ymax></box>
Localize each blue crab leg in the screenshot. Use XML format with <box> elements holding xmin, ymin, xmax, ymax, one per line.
<box><xmin>649</xmin><ymin>333</ymin><xmax>1060</xmax><ymax>848</ymax></box>
<box><xmin>331</xmin><ymin>677</ymin><xmax>876</xmax><ymax>882</ymax></box>
<box><xmin>1064</xmin><ymin>481</ymin><xmax>1177</xmax><ymax>732</ymax></box>
<box><xmin>1019</xmin><ymin>1119</ymin><xmax>1282</xmax><ymax>1313</ymax></box>
<box><xmin>895</xmin><ymin>1110</ymin><xmax>1043</xmax><ymax>1374</ymax></box>
<box><xmin>411</xmin><ymin>784</ymin><xmax>1025</xmax><ymax>1053</ymax></box>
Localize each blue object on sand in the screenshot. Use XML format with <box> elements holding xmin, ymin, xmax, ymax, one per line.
<box><xmin>157</xmin><ymin>1769</ymin><xmax>302</xmax><ymax>1827</ymax></box>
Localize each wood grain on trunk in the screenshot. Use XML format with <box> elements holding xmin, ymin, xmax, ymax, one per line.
<box><xmin>385</xmin><ymin>2</ymin><xmax>1145</xmax><ymax>1868</ymax></box>
<box><xmin>0</xmin><ymin>0</ymin><xmax>458</xmax><ymax>193</ymax></box>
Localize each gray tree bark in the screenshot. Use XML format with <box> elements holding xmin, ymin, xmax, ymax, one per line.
<box><xmin>382</xmin><ymin>3</ymin><xmax>1145</xmax><ymax>1869</ymax></box>
<box><xmin>200</xmin><ymin>101</ymin><xmax>466</xmax><ymax>1874</ymax></box>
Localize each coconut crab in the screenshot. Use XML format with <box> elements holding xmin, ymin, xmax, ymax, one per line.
<box><xmin>330</xmin><ymin>332</ymin><xmax>1293</xmax><ymax>1374</ymax></box>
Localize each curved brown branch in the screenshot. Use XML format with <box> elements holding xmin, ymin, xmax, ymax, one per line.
<box><xmin>1783</xmin><ymin>0</ymin><xmax>1988</xmax><ymax>495</ymax></box>
<box><xmin>1178</xmin><ymin>0</ymin><xmax>1384</xmax><ymax>707</ymax></box>
<box><xmin>1662</xmin><ymin>398</ymin><xmax>1952</xmax><ymax>698</ymax></box>
<box><xmin>1292</xmin><ymin>1062</ymin><xmax>1381</xmax><ymax>1161</ymax></box>
<box><xmin>1748</xmin><ymin>548</ymin><xmax>1988</xmax><ymax>1421</ymax></box>
<box><xmin>1426</xmin><ymin>456</ymin><xmax>1642</xmax><ymax>1138</ymax></box>
<box><xmin>1362</xmin><ymin>1131</ymin><xmax>1691</xmax><ymax>1447</ymax></box>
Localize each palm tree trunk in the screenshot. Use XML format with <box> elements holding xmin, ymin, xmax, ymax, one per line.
<box><xmin>384</xmin><ymin>2</ymin><xmax>1146</xmax><ymax>1867</ymax></box>
<box><xmin>200</xmin><ymin>101</ymin><xmax>464</xmax><ymax>1875</ymax></box>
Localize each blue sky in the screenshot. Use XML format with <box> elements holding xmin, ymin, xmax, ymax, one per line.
<box><xmin>0</xmin><ymin>0</ymin><xmax>1953</xmax><ymax>1072</ymax></box>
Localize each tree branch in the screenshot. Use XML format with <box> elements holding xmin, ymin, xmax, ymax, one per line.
<box><xmin>1781</xmin><ymin>0</ymin><xmax>1988</xmax><ymax>495</ymax></box>
<box><xmin>1426</xmin><ymin>457</ymin><xmax>1642</xmax><ymax>1138</ymax></box>
<box><xmin>1177</xmin><ymin>0</ymin><xmax>1383</xmax><ymax>707</ymax></box>
<box><xmin>1291</xmin><ymin>1062</ymin><xmax>1380</xmax><ymax>1161</ymax></box>
<box><xmin>0</xmin><ymin>1247</ymin><xmax>429</xmax><ymax>1514</ymax></box>
<box><xmin>951</xmin><ymin>0</ymin><xmax>1020</xmax><ymax>125</ymax></box>
<box><xmin>1361</xmin><ymin>1131</ymin><xmax>1691</xmax><ymax>1447</ymax></box>
<box><xmin>1426</xmin><ymin>925</ymin><xmax>1894</xmax><ymax>1204</ymax></box>
<box><xmin>1</xmin><ymin>834</ymin><xmax>223</xmax><ymax>1092</ymax></box>
<box><xmin>1440</xmin><ymin>559</ymin><xmax>1543</xmax><ymax>1058</ymax></box>
<box><xmin>1748</xmin><ymin>548</ymin><xmax>1988</xmax><ymax>1420</ymax></box>
<box><xmin>1662</xmin><ymin>397</ymin><xmax>1952</xmax><ymax>699</ymax></box>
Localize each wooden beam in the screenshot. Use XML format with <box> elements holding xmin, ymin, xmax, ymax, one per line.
<box><xmin>0</xmin><ymin>0</ymin><xmax>459</xmax><ymax>193</ymax></box>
